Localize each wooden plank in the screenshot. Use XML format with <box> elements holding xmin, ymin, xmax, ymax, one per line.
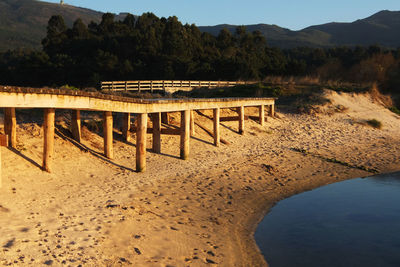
<box><xmin>259</xmin><ymin>105</ymin><xmax>265</xmax><ymax>126</ymax></box>
<box><xmin>136</xmin><ymin>113</ymin><xmax>148</xmax><ymax>172</ymax></box>
<box><xmin>4</xmin><ymin>108</ymin><xmax>17</xmax><ymax>148</ymax></box>
<box><xmin>103</xmin><ymin>111</ymin><xmax>113</xmax><ymax>159</ymax></box>
<box><xmin>43</xmin><ymin>108</ymin><xmax>55</xmax><ymax>172</ymax></box>
<box><xmin>152</xmin><ymin>113</ymin><xmax>161</xmax><ymax>153</ymax></box>
<box><xmin>180</xmin><ymin>110</ymin><xmax>190</xmax><ymax>160</ymax></box>
<box><xmin>71</xmin><ymin>110</ymin><xmax>81</xmax><ymax>142</ymax></box>
<box><xmin>122</xmin><ymin>113</ymin><xmax>131</xmax><ymax>142</ymax></box>
<box><xmin>238</xmin><ymin>106</ymin><xmax>245</xmax><ymax>135</ymax></box>
<box><xmin>213</xmin><ymin>108</ymin><xmax>220</xmax><ymax>147</ymax></box>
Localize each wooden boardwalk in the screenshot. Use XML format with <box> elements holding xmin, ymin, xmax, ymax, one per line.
<box><xmin>0</xmin><ymin>87</ymin><xmax>275</xmax><ymax>178</ymax></box>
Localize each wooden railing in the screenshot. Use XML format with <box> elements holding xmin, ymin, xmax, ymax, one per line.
<box><xmin>101</xmin><ymin>80</ymin><xmax>254</xmax><ymax>93</ymax></box>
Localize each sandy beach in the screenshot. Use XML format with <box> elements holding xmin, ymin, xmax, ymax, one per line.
<box><xmin>1</xmin><ymin>89</ymin><xmax>400</xmax><ymax>266</ymax></box>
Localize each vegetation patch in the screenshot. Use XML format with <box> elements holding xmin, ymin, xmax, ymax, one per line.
<box><xmin>389</xmin><ymin>106</ymin><xmax>400</xmax><ymax>115</ymax></box>
<box><xmin>365</xmin><ymin>119</ymin><xmax>382</xmax><ymax>129</ymax></box>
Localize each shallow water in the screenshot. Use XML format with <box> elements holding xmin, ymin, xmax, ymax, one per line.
<box><xmin>255</xmin><ymin>172</ymin><xmax>400</xmax><ymax>267</ymax></box>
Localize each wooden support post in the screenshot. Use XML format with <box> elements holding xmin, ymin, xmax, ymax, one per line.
<box><xmin>270</xmin><ymin>104</ymin><xmax>275</xmax><ymax>118</ymax></box>
<box><xmin>136</xmin><ymin>113</ymin><xmax>148</xmax><ymax>172</ymax></box>
<box><xmin>0</xmin><ymin>134</ymin><xmax>7</xmax><ymax>188</ymax></box>
<box><xmin>180</xmin><ymin>110</ymin><xmax>190</xmax><ymax>160</ymax></box>
<box><xmin>71</xmin><ymin>110</ymin><xmax>81</xmax><ymax>142</ymax></box>
<box><xmin>43</xmin><ymin>108</ymin><xmax>55</xmax><ymax>172</ymax></box>
<box><xmin>213</xmin><ymin>108</ymin><xmax>220</xmax><ymax>147</ymax></box>
<box><xmin>190</xmin><ymin>110</ymin><xmax>195</xmax><ymax>136</ymax></box>
<box><xmin>0</xmin><ymin>145</ymin><xmax>1</xmax><ymax>188</ymax></box>
<box><xmin>4</xmin><ymin>108</ymin><xmax>17</xmax><ymax>148</ymax></box>
<box><xmin>161</xmin><ymin>112</ymin><xmax>169</xmax><ymax>124</ymax></box>
<box><xmin>103</xmin><ymin>111</ymin><xmax>113</xmax><ymax>159</ymax></box>
<box><xmin>152</xmin><ymin>113</ymin><xmax>161</xmax><ymax>153</ymax></box>
<box><xmin>259</xmin><ymin>105</ymin><xmax>265</xmax><ymax>126</ymax></box>
<box><xmin>122</xmin><ymin>113</ymin><xmax>131</xmax><ymax>142</ymax></box>
<box><xmin>238</xmin><ymin>106</ymin><xmax>245</xmax><ymax>135</ymax></box>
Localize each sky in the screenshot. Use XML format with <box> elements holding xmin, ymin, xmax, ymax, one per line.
<box><xmin>44</xmin><ymin>0</ymin><xmax>399</xmax><ymax>30</ymax></box>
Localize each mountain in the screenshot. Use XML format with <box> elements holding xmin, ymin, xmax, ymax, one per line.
<box><xmin>0</xmin><ymin>0</ymin><xmax>102</xmax><ymax>51</ymax></box>
<box><xmin>199</xmin><ymin>10</ymin><xmax>400</xmax><ymax>48</ymax></box>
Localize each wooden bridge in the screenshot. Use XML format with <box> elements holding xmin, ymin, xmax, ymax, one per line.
<box><xmin>101</xmin><ymin>80</ymin><xmax>255</xmax><ymax>94</ymax></box>
<box><xmin>0</xmin><ymin>86</ymin><xmax>275</xmax><ymax>182</ymax></box>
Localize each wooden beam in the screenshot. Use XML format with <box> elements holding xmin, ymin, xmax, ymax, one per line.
<box><xmin>180</xmin><ymin>110</ymin><xmax>190</xmax><ymax>160</ymax></box>
<box><xmin>152</xmin><ymin>113</ymin><xmax>161</xmax><ymax>153</ymax></box>
<box><xmin>190</xmin><ymin>110</ymin><xmax>195</xmax><ymax>136</ymax></box>
<box><xmin>122</xmin><ymin>113</ymin><xmax>131</xmax><ymax>142</ymax></box>
<box><xmin>43</xmin><ymin>108</ymin><xmax>55</xmax><ymax>172</ymax></box>
<box><xmin>103</xmin><ymin>111</ymin><xmax>113</xmax><ymax>159</ymax></box>
<box><xmin>136</xmin><ymin>113</ymin><xmax>148</xmax><ymax>172</ymax></box>
<box><xmin>161</xmin><ymin>112</ymin><xmax>169</xmax><ymax>124</ymax></box>
<box><xmin>238</xmin><ymin>106</ymin><xmax>245</xmax><ymax>135</ymax></box>
<box><xmin>259</xmin><ymin>105</ymin><xmax>265</xmax><ymax>126</ymax></box>
<box><xmin>220</xmin><ymin>116</ymin><xmax>249</xmax><ymax>122</ymax></box>
<box><xmin>213</xmin><ymin>108</ymin><xmax>220</xmax><ymax>147</ymax></box>
<box><xmin>4</xmin><ymin>108</ymin><xmax>17</xmax><ymax>148</ymax></box>
<box><xmin>71</xmin><ymin>110</ymin><xmax>81</xmax><ymax>142</ymax></box>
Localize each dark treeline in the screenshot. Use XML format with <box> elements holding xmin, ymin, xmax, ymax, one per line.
<box><xmin>0</xmin><ymin>12</ymin><xmax>399</xmax><ymax>93</ymax></box>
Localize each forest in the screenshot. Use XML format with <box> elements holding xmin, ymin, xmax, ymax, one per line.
<box><xmin>0</xmin><ymin>12</ymin><xmax>399</xmax><ymax>95</ymax></box>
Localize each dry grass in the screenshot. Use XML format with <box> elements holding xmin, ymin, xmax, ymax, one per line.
<box><xmin>368</xmin><ymin>83</ymin><xmax>393</xmax><ymax>107</ymax></box>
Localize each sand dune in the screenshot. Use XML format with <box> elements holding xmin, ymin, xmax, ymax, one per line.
<box><xmin>0</xmin><ymin>90</ymin><xmax>399</xmax><ymax>266</ymax></box>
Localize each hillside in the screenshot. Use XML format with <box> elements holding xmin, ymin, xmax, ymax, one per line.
<box><xmin>0</xmin><ymin>0</ymin><xmax>399</xmax><ymax>51</ymax></box>
<box><xmin>0</xmin><ymin>0</ymin><xmax>102</xmax><ymax>51</ymax></box>
<box><xmin>199</xmin><ymin>10</ymin><xmax>400</xmax><ymax>48</ymax></box>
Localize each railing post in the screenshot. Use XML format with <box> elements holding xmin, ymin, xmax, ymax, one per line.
<box><xmin>152</xmin><ymin>113</ymin><xmax>161</xmax><ymax>153</ymax></box>
<box><xmin>138</xmin><ymin>81</ymin><xmax>141</xmax><ymax>93</ymax></box>
<box><xmin>136</xmin><ymin>113</ymin><xmax>148</xmax><ymax>172</ymax></box>
<box><xmin>122</xmin><ymin>113</ymin><xmax>131</xmax><ymax>142</ymax></box>
<box><xmin>213</xmin><ymin>108</ymin><xmax>220</xmax><ymax>147</ymax></box>
<box><xmin>103</xmin><ymin>111</ymin><xmax>113</xmax><ymax>159</ymax></box>
<box><xmin>125</xmin><ymin>81</ymin><xmax>128</xmax><ymax>92</ymax></box>
<box><xmin>4</xmin><ymin>108</ymin><xmax>17</xmax><ymax>148</ymax></box>
<box><xmin>180</xmin><ymin>110</ymin><xmax>190</xmax><ymax>160</ymax></box>
<box><xmin>71</xmin><ymin>110</ymin><xmax>81</xmax><ymax>142</ymax></box>
<box><xmin>151</xmin><ymin>81</ymin><xmax>153</xmax><ymax>93</ymax></box>
<box><xmin>238</xmin><ymin>106</ymin><xmax>245</xmax><ymax>135</ymax></box>
<box><xmin>43</xmin><ymin>108</ymin><xmax>55</xmax><ymax>172</ymax></box>
<box><xmin>259</xmin><ymin>105</ymin><xmax>265</xmax><ymax>126</ymax></box>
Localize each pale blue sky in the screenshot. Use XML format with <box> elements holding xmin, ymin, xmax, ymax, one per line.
<box><xmin>44</xmin><ymin>0</ymin><xmax>399</xmax><ymax>30</ymax></box>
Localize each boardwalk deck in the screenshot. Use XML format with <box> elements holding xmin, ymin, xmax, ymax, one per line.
<box><xmin>0</xmin><ymin>87</ymin><xmax>275</xmax><ymax>174</ymax></box>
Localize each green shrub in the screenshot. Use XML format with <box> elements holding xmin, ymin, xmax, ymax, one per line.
<box><xmin>366</xmin><ymin>119</ymin><xmax>382</xmax><ymax>129</ymax></box>
<box><xmin>389</xmin><ymin>106</ymin><xmax>400</xmax><ymax>115</ymax></box>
